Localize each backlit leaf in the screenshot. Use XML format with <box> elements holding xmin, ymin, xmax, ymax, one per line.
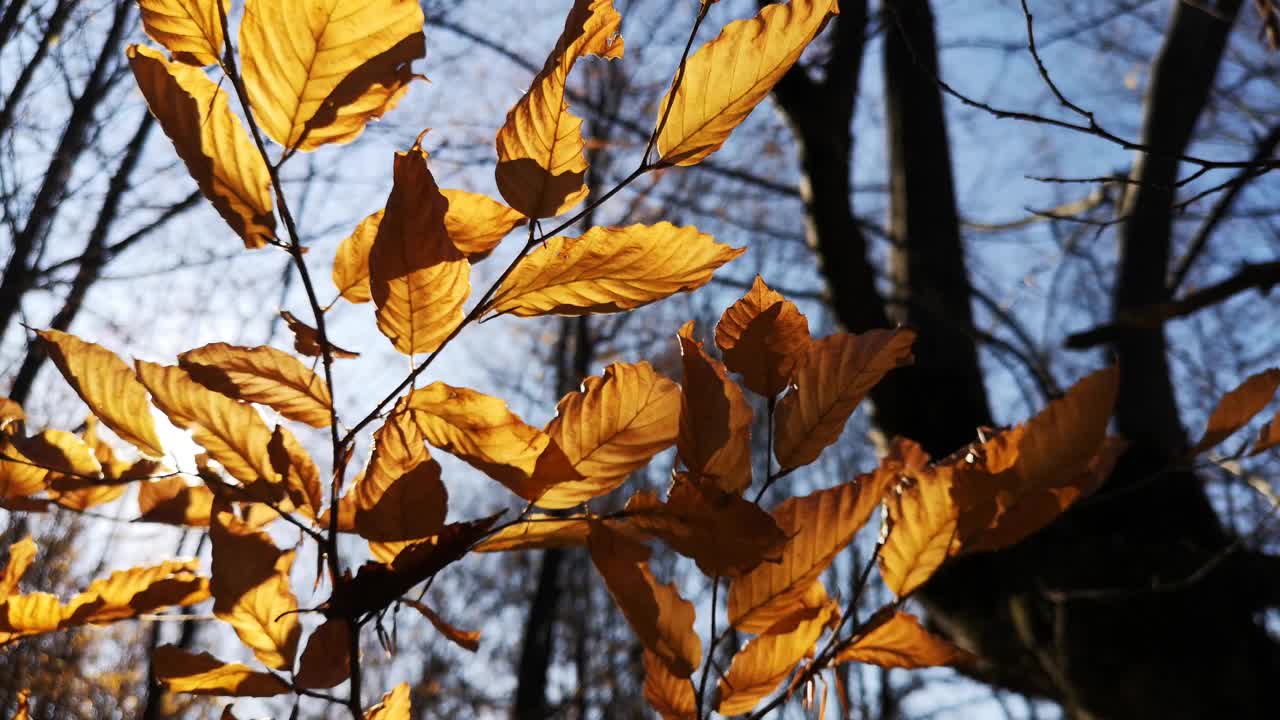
<box><xmin>0</xmin><ymin>397</ymin><xmax>23</xmax><ymax>431</ymax></box>
<box><xmin>365</xmin><ymin>683</ymin><xmax>411</xmax><ymax>720</ymax></box>
<box><xmin>295</xmin><ymin>618</ymin><xmax>351</xmax><ymax>689</ymax></box>
<box><xmin>774</xmin><ymin>329</ymin><xmax>916</xmax><ymax>471</ymax></box>
<box><xmin>835</xmin><ymin>608</ymin><xmax>973</xmax><ymax>669</ymax></box>
<box><xmin>0</xmin><ymin>537</ymin><xmax>36</xmax><ymax>602</ymax></box>
<box><xmin>239</xmin><ymin>0</ymin><xmax>425</xmax><ymax>150</ymax></box>
<box><xmin>879</xmin><ymin>464</ymin><xmax>958</xmax><ymax>598</ymax></box>
<box><xmin>138</xmin><ymin>477</ymin><xmax>215</xmax><ymax>526</ymax></box>
<box><xmin>333</xmin><ymin>210</ymin><xmax>381</xmax><ymax>304</ymax></box>
<box><xmin>656</xmin><ymin>0</ymin><xmax>839</xmax><ymax>166</ymax></box>
<box><xmin>440</xmin><ymin>189</ymin><xmax>526</xmax><ymax>259</ymax></box>
<box><xmin>127</xmin><ymin>44</ymin><xmax>275</xmax><ymax>248</ymax></box>
<box><xmin>210</xmin><ymin>504</ymin><xmax>300</xmax><ymax>670</ymax></box>
<box><xmin>64</xmin><ymin>560</ymin><xmax>209</xmax><ymax>625</ymax></box>
<box><xmin>715</xmin><ymin>276</ymin><xmax>812</xmax><ymax>397</ymax></box>
<box><xmin>588</xmin><ymin>522</ymin><xmax>701</xmax><ymax>678</ymax></box>
<box><xmin>1188</xmin><ymin>368</ymin><xmax>1280</xmax><ymax>456</ymax></box>
<box><xmin>488</xmin><ymin>223</ymin><xmax>743</xmax><ymax>317</ymax></box>
<box><xmin>494</xmin><ymin>0</ymin><xmax>623</xmax><ymax>218</ymax></box>
<box><xmin>643</xmin><ymin>650</ymin><xmax>696</xmax><ymax>720</ymax></box>
<box><xmin>267</xmin><ymin>425</ymin><xmax>323</xmax><ymax>519</ymax></box>
<box><xmin>369</xmin><ymin>143</ymin><xmax>470</xmax><ymax>355</ymax></box>
<box><xmin>537</xmin><ymin>362</ymin><xmax>682</xmax><ymax>509</ymax></box>
<box><xmin>0</xmin><ymin>592</ymin><xmax>64</xmax><ymax>641</ymax></box>
<box><xmin>36</xmin><ymin>329</ymin><xmax>165</xmax><ymax>458</ymax></box>
<box><xmin>152</xmin><ymin>645</ymin><xmax>291</xmax><ymax>696</ymax></box>
<box><xmin>473</xmin><ymin>515</ymin><xmax>590</xmax><ymax>552</ymax></box>
<box><xmin>403</xmin><ymin>599</ymin><xmax>481</xmax><ymax>652</ymax></box>
<box><xmin>12</xmin><ymin>429</ymin><xmax>102</xmax><ymax>481</ymax></box>
<box><xmin>179</xmin><ymin>343</ymin><xmax>332</xmax><ymax>428</ymax></box>
<box><xmin>352</xmin><ymin>412</ymin><xmax>447</xmax><ymax>563</ymax></box>
<box><xmin>1253</xmin><ymin>410</ymin><xmax>1280</xmax><ymax>455</ymax></box>
<box><xmin>279</xmin><ymin>310</ymin><xmax>361</xmax><ymax>359</ymax></box>
<box><xmin>0</xmin><ymin>438</ymin><xmax>48</xmax><ymax>500</ymax></box>
<box><xmin>137</xmin><ymin>0</ymin><xmax>226</xmax><ymax>66</ymax></box>
<box><xmin>677</xmin><ymin>321</ymin><xmax>752</xmax><ymax>493</ymax></box>
<box><xmin>717</xmin><ymin>604</ymin><xmax>835</xmax><ymax>715</ymax></box>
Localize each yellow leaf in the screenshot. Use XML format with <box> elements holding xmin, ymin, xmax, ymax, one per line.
<box><xmin>489</xmin><ymin>223</ymin><xmax>743</xmax><ymax>317</ymax></box>
<box><xmin>494</xmin><ymin>0</ymin><xmax>623</xmax><ymax>218</ymax></box>
<box><xmin>588</xmin><ymin>522</ymin><xmax>701</xmax><ymax>678</ymax></box>
<box><xmin>537</xmin><ymin>362</ymin><xmax>682</xmax><ymax>509</ymax></box>
<box><xmin>136</xmin><ymin>361</ymin><xmax>278</xmax><ymax>489</ymax></box>
<box><xmin>295</xmin><ymin>618</ymin><xmax>351</xmax><ymax>689</ymax></box>
<box><xmin>0</xmin><ymin>437</ymin><xmax>47</xmax><ymax>500</ymax></box>
<box><xmin>878</xmin><ymin>464</ymin><xmax>958</xmax><ymax>598</ymax></box>
<box><xmin>138</xmin><ymin>477</ymin><xmax>215</xmax><ymax>526</ymax></box>
<box><xmin>677</xmin><ymin>321</ymin><xmax>752</xmax><ymax>493</ymax></box>
<box><xmin>178</xmin><ymin>343</ymin><xmax>332</xmax><ymax>429</ymax></box>
<box><xmin>239</xmin><ymin>0</ymin><xmax>425</xmax><ymax>150</ymax></box>
<box><xmin>717</xmin><ymin>604</ymin><xmax>835</xmax><ymax>715</ymax></box>
<box><xmin>715</xmin><ymin>275</ymin><xmax>812</xmax><ymax>397</ymax></box>
<box><xmin>1189</xmin><ymin>368</ymin><xmax>1280</xmax><ymax>456</ymax></box>
<box><xmin>835</xmin><ymin>608</ymin><xmax>973</xmax><ymax>669</ymax></box>
<box><xmin>0</xmin><ymin>537</ymin><xmax>36</xmax><ymax>602</ymax></box>
<box><xmin>0</xmin><ymin>592</ymin><xmax>65</xmax><ymax>642</ymax></box>
<box><xmin>210</xmin><ymin>504</ymin><xmax>301</xmax><ymax>670</ymax></box>
<box><xmin>404</xmin><ymin>382</ymin><xmax>558</xmax><ymax>503</ymax></box>
<box><xmin>279</xmin><ymin>310</ymin><xmax>361</xmax><ymax>359</ymax></box>
<box><xmin>11</xmin><ymin>429</ymin><xmax>102</xmax><ymax>481</ymax></box>
<box><xmin>473</xmin><ymin>514</ymin><xmax>591</xmax><ymax>552</ymax></box>
<box><xmin>643</xmin><ymin>650</ymin><xmax>696</xmax><ymax>720</ymax></box>
<box><xmin>728</xmin><ymin>471</ymin><xmax>890</xmax><ymax>632</ymax></box>
<box><xmin>365</xmin><ymin>683</ymin><xmax>411</xmax><ymax>720</ymax></box>
<box><xmin>370</xmin><ymin>144</ymin><xmax>470</xmax><ymax>355</ymax></box>
<box><xmin>352</xmin><ymin>412</ymin><xmax>447</xmax><ymax>563</ymax></box>
<box><xmin>333</xmin><ymin>210</ymin><xmax>381</xmax><ymax>304</ymax></box>
<box><xmin>63</xmin><ymin>560</ymin><xmax>209</xmax><ymax>625</ymax></box>
<box><xmin>656</xmin><ymin>0</ymin><xmax>839</xmax><ymax>166</ymax></box>
<box><xmin>152</xmin><ymin>645</ymin><xmax>291</xmax><ymax>696</ymax></box>
<box><xmin>11</xmin><ymin>689</ymin><xmax>29</xmax><ymax>720</ymax></box>
<box><xmin>441</xmin><ymin>189</ymin><xmax>526</xmax><ymax>259</ymax></box>
<box><xmin>50</xmin><ymin>484</ymin><xmax>127</xmax><ymax>512</ymax></box>
<box><xmin>137</xmin><ymin>0</ymin><xmax>226</xmax><ymax>66</ymax></box>
<box><xmin>36</xmin><ymin>329</ymin><xmax>165</xmax><ymax>458</ymax></box>
<box><xmin>403</xmin><ymin>598</ymin><xmax>481</xmax><ymax>652</ymax></box>
<box><xmin>127</xmin><ymin>44</ymin><xmax>275</xmax><ymax>248</ymax></box>
<box><xmin>774</xmin><ymin>329</ymin><xmax>916</xmax><ymax>471</ymax></box>
<box><xmin>0</xmin><ymin>397</ymin><xmax>24</xmax><ymax>431</ymax></box>
<box><xmin>267</xmin><ymin>425</ymin><xmax>323</xmax><ymax>519</ymax></box>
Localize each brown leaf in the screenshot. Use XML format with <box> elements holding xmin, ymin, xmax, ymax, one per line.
<box><xmin>295</xmin><ymin>618</ymin><xmax>351</xmax><ymax>689</ymax></box>
<box><xmin>715</xmin><ymin>275</ymin><xmax>811</xmax><ymax>397</ymax></box>
<box><xmin>403</xmin><ymin>599</ymin><xmax>481</xmax><ymax>652</ymax></box>
<box><xmin>1188</xmin><ymin>368</ymin><xmax>1280</xmax><ymax>456</ymax></box>
<box><xmin>267</xmin><ymin>425</ymin><xmax>324</xmax><ymax>519</ymax></box>
<box><xmin>179</xmin><ymin>343</ymin><xmax>332</xmax><ymax>428</ymax></box>
<box><xmin>152</xmin><ymin>645</ymin><xmax>291</xmax><ymax>696</ymax></box>
<box><xmin>643</xmin><ymin>650</ymin><xmax>696</xmax><ymax>720</ymax></box>
<box><xmin>210</xmin><ymin>504</ymin><xmax>300</xmax><ymax>669</ymax></box>
<box><xmin>1253</xmin><ymin>409</ymin><xmax>1280</xmax><ymax>456</ymax></box>
<box><xmin>835</xmin><ymin>607</ymin><xmax>974</xmax><ymax>669</ymax></box>
<box><xmin>718</xmin><ymin>604</ymin><xmax>835</xmax><ymax>715</ymax></box>
<box><xmin>351</xmin><ymin>413</ymin><xmax>447</xmax><ymax>562</ymax></box>
<box><xmin>138</xmin><ymin>477</ymin><xmax>215</xmax><ymax>526</ymax></box>
<box><xmin>279</xmin><ymin>310</ymin><xmax>361</xmax><ymax>359</ymax></box>
<box><xmin>677</xmin><ymin>321</ymin><xmax>752</xmax><ymax>493</ymax></box>
<box><xmin>364</xmin><ymin>683</ymin><xmax>411</xmax><ymax>720</ymax></box>
<box><xmin>137</xmin><ymin>0</ymin><xmax>225</xmax><ymax>66</ymax></box>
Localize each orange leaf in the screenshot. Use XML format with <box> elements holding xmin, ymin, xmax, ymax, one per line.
<box><xmin>473</xmin><ymin>515</ymin><xmax>590</xmax><ymax>552</ymax></box>
<box><xmin>643</xmin><ymin>650</ymin><xmax>696</xmax><ymax>720</ymax></box>
<box><xmin>179</xmin><ymin>343</ymin><xmax>332</xmax><ymax>428</ymax></box>
<box><xmin>11</xmin><ymin>429</ymin><xmax>102</xmax><ymax>481</ymax></box>
<box><xmin>537</xmin><ymin>362</ymin><xmax>681</xmax><ymax>509</ymax></box>
<box><xmin>152</xmin><ymin>645</ymin><xmax>291</xmax><ymax>696</ymax></box>
<box><xmin>440</xmin><ymin>189</ymin><xmax>526</xmax><ymax>259</ymax></box>
<box><xmin>295</xmin><ymin>618</ymin><xmax>351</xmax><ymax>689</ymax></box>
<box><xmin>715</xmin><ymin>275</ymin><xmax>811</xmax><ymax>397</ymax></box>
<box><xmin>588</xmin><ymin>522</ymin><xmax>701</xmax><ymax>678</ymax></box>
<box><xmin>1189</xmin><ymin>368</ymin><xmax>1280</xmax><ymax>456</ymax></box>
<box><xmin>0</xmin><ymin>537</ymin><xmax>36</xmax><ymax>602</ymax></box>
<box><xmin>63</xmin><ymin>559</ymin><xmax>209</xmax><ymax>625</ymax></box>
<box><xmin>137</xmin><ymin>0</ymin><xmax>226</xmax><ymax>66</ymax></box>
<box><xmin>717</xmin><ymin>604</ymin><xmax>835</xmax><ymax>715</ymax></box>
<box><xmin>365</xmin><ymin>683</ymin><xmax>411</xmax><ymax>720</ymax></box>
<box><xmin>677</xmin><ymin>321</ymin><xmax>752</xmax><ymax>493</ymax></box>
<box><xmin>11</xmin><ymin>689</ymin><xmax>29</xmax><ymax>720</ymax></box>
<box><xmin>369</xmin><ymin>143</ymin><xmax>470</xmax><ymax>355</ymax></box>
<box><xmin>835</xmin><ymin>608</ymin><xmax>974</xmax><ymax>669</ymax></box>
<box><xmin>0</xmin><ymin>397</ymin><xmax>23</xmax><ymax>430</ymax></box>
<box><xmin>489</xmin><ymin>224</ymin><xmax>743</xmax><ymax>317</ymax></box>
<box><xmin>279</xmin><ymin>310</ymin><xmax>361</xmax><ymax>359</ymax></box>
<box><xmin>138</xmin><ymin>477</ymin><xmax>215</xmax><ymax>526</ymax></box>
<box><xmin>351</xmin><ymin>412</ymin><xmax>447</xmax><ymax>562</ymax></box>
<box><xmin>267</xmin><ymin>425</ymin><xmax>323</xmax><ymax>519</ymax></box>
<box><xmin>210</xmin><ymin>504</ymin><xmax>300</xmax><ymax>669</ymax></box>
<box><xmin>1253</xmin><ymin>410</ymin><xmax>1280</xmax><ymax>456</ymax></box>
<box><xmin>493</xmin><ymin>0</ymin><xmax>623</xmax><ymax>218</ymax></box>
<box><xmin>36</xmin><ymin>329</ymin><xmax>165</xmax><ymax>458</ymax></box>
<box><xmin>774</xmin><ymin>329</ymin><xmax>915</xmax><ymax>471</ymax></box>
<box><xmin>403</xmin><ymin>599</ymin><xmax>481</xmax><ymax>652</ymax></box>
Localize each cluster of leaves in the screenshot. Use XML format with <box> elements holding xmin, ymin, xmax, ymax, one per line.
<box><xmin>3</xmin><ymin>0</ymin><xmax>1278</xmax><ymax>718</ymax></box>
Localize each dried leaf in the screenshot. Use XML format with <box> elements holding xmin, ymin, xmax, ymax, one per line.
<box><xmin>179</xmin><ymin>343</ymin><xmax>332</xmax><ymax>428</ymax></box>
<box><xmin>1253</xmin><ymin>410</ymin><xmax>1280</xmax><ymax>455</ymax></box>
<box><xmin>441</xmin><ymin>189</ymin><xmax>526</xmax><ymax>259</ymax></box>
<box><xmin>137</xmin><ymin>0</ymin><xmax>226</xmax><ymax>66</ymax></box>
<box><xmin>677</xmin><ymin>321</ymin><xmax>752</xmax><ymax>493</ymax></box>
<box><xmin>473</xmin><ymin>515</ymin><xmax>590</xmax><ymax>552</ymax></box>
<box><xmin>489</xmin><ymin>223</ymin><xmax>743</xmax><ymax>317</ymax></box>
<box><xmin>0</xmin><ymin>537</ymin><xmax>36</xmax><ymax>602</ymax></box>
<box><xmin>295</xmin><ymin>618</ymin><xmax>351</xmax><ymax>689</ymax></box>
<box><xmin>138</xmin><ymin>477</ymin><xmax>215</xmax><ymax>526</ymax></box>
<box><xmin>1188</xmin><ymin>368</ymin><xmax>1280</xmax><ymax>456</ymax></box>
<box><xmin>279</xmin><ymin>310</ymin><xmax>361</xmax><ymax>359</ymax></box>
<box><xmin>12</xmin><ymin>429</ymin><xmax>102</xmax><ymax>481</ymax></box>
<box><xmin>153</xmin><ymin>645</ymin><xmax>291</xmax><ymax>696</ymax></box>
<box><xmin>268</xmin><ymin>425</ymin><xmax>323</xmax><ymax>519</ymax></box>
<box><xmin>333</xmin><ymin>210</ymin><xmax>381</xmax><ymax>304</ymax></box>
<box><xmin>364</xmin><ymin>683</ymin><xmax>411</xmax><ymax>720</ymax></box>
<box><xmin>210</xmin><ymin>504</ymin><xmax>300</xmax><ymax>670</ymax></box>
<box><xmin>717</xmin><ymin>604</ymin><xmax>835</xmax><ymax>715</ymax></box>
<box><xmin>715</xmin><ymin>275</ymin><xmax>811</xmax><ymax>397</ymax></box>
<box><xmin>127</xmin><ymin>44</ymin><xmax>275</xmax><ymax>247</ymax></box>
<box><xmin>0</xmin><ymin>438</ymin><xmax>45</xmax><ymax>500</ymax></box>
<box><xmin>643</xmin><ymin>650</ymin><xmax>696</xmax><ymax>720</ymax></box>
<box><xmin>835</xmin><ymin>608</ymin><xmax>973</xmax><ymax>669</ymax></box>
<box><xmin>0</xmin><ymin>397</ymin><xmax>23</xmax><ymax>431</ymax></box>
<box><xmin>403</xmin><ymin>599</ymin><xmax>481</xmax><ymax>651</ymax></box>
<box><xmin>351</xmin><ymin>412</ymin><xmax>447</xmax><ymax>562</ymax></box>
<box><xmin>64</xmin><ymin>560</ymin><xmax>209</xmax><ymax>625</ymax></box>
<box><xmin>879</xmin><ymin>464</ymin><xmax>958</xmax><ymax>598</ymax></box>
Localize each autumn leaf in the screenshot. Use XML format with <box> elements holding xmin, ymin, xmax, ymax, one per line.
<box><xmin>370</xmin><ymin>143</ymin><xmax>470</xmax><ymax>355</ymax></box>
<box><xmin>11</xmin><ymin>429</ymin><xmax>102</xmax><ymax>481</ymax></box>
<box><xmin>279</xmin><ymin>310</ymin><xmax>361</xmax><ymax>359</ymax></box>
<box><xmin>295</xmin><ymin>618</ymin><xmax>351</xmax><ymax>689</ymax></box>
<box><xmin>136</xmin><ymin>361</ymin><xmax>278</xmax><ymax>491</ymax></box>
<box><xmin>728</xmin><ymin>471</ymin><xmax>891</xmax><ymax>633</ymax></box>
<box><xmin>267</xmin><ymin>425</ymin><xmax>323</xmax><ymax>518</ymax></box>
<box><xmin>537</xmin><ymin>362</ymin><xmax>682</xmax><ymax>509</ymax></box>
<box><xmin>643</xmin><ymin>650</ymin><xmax>696</xmax><ymax>720</ymax></box>
<box><xmin>127</xmin><ymin>44</ymin><xmax>275</xmax><ymax>248</ymax></box>
<box><xmin>656</xmin><ymin>0</ymin><xmax>839</xmax><ymax>166</ymax></box>
<box><xmin>488</xmin><ymin>223</ymin><xmax>743</xmax><ymax>317</ymax></box>
<box><xmin>179</xmin><ymin>343</ymin><xmax>332</xmax><ymax>428</ymax></box>
<box><xmin>1253</xmin><ymin>410</ymin><xmax>1280</xmax><ymax>456</ymax></box>
<box><xmin>403</xmin><ymin>599</ymin><xmax>481</xmax><ymax>652</ymax></box>
<box><xmin>210</xmin><ymin>504</ymin><xmax>300</xmax><ymax>670</ymax></box>
<box><xmin>0</xmin><ymin>537</ymin><xmax>36</xmax><ymax>602</ymax></box>
<box><xmin>0</xmin><ymin>438</ymin><xmax>46</xmax><ymax>500</ymax></box>
<box><xmin>137</xmin><ymin>0</ymin><xmax>226</xmax><ymax>66</ymax></box>
<box><xmin>715</xmin><ymin>275</ymin><xmax>812</xmax><ymax>397</ymax></box>
<box><xmin>879</xmin><ymin>464</ymin><xmax>958</xmax><ymax>598</ymax></box>
<box><xmin>588</xmin><ymin>522</ymin><xmax>701</xmax><ymax>678</ymax></box>
<box><xmin>835</xmin><ymin>608</ymin><xmax>973</xmax><ymax>670</ymax></box>
<box><xmin>10</xmin><ymin>690</ymin><xmax>28</xmax><ymax>720</ymax></box>
<box><xmin>138</xmin><ymin>477</ymin><xmax>215</xmax><ymax>526</ymax></box>
<box><xmin>1188</xmin><ymin>368</ymin><xmax>1280</xmax><ymax>457</ymax></box>
<box><xmin>152</xmin><ymin>645</ymin><xmax>291</xmax><ymax>696</ymax></box>
<box><xmin>365</xmin><ymin>683</ymin><xmax>411</xmax><ymax>720</ymax></box>
<box><xmin>473</xmin><ymin>515</ymin><xmax>591</xmax><ymax>552</ymax></box>
<box><xmin>440</xmin><ymin>189</ymin><xmax>526</xmax><ymax>259</ymax></box>
<box><xmin>494</xmin><ymin>0</ymin><xmax>623</xmax><ymax>218</ymax></box>
<box><xmin>718</xmin><ymin>604</ymin><xmax>835</xmax><ymax>715</ymax></box>
<box><xmin>36</xmin><ymin>329</ymin><xmax>165</xmax><ymax>458</ymax></box>
<box><xmin>774</xmin><ymin>329</ymin><xmax>915</xmax><ymax>471</ymax></box>
<box><xmin>0</xmin><ymin>592</ymin><xmax>64</xmax><ymax>642</ymax></box>
<box><xmin>351</xmin><ymin>412</ymin><xmax>447</xmax><ymax>562</ymax></box>
<box><xmin>63</xmin><ymin>560</ymin><xmax>209</xmax><ymax>625</ymax></box>
<box><xmin>239</xmin><ymin>0</ymin><xmax>425</xmax><ymax>150</ymax></box>
<box><xmin>333</xmin><ymin>210</ymin><xmax>381</xmax><ymax>303</ymax></box>
<box><xmin>677</xmin><ymin>321</ymin><xmax>752</xmax><ymax>493</ymax></box>
<box><xmin>0</xmin><ymin>397</ymin><xmax>23</xmax><ymax>431</ymax></box>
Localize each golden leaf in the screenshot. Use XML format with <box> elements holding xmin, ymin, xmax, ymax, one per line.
<box><xmin>12</xmin><ymin>429</ymin><xmax>102</xmax><ymax>481</ymax></box>
<box><xmin>0</xmin><ymin>397</ymin><xmax>23</xmax><ymax>431</ymax></box>
<box><xmin>239</xmin><ymin>0</ymin><xmax>425</xmax><ymax>150</ymax></box>
<box><xmin>489</xmin><ymin>223</ymin><xmax>743</xmax><ymax>317</ymax></box>
<box><xmin>656</xmin><ymin>0</ymin><xmax>839</xmax><ymax>166</ymax></box>
<box><xmin>36</xmin><ymin>329</ymin><xmax>165</xmax><ymax>458</ymax></box>
<box><xmin>50</xmin><ymin>484</ymin><xmax>127</xmax><ymax>512</ymax></box>
<box><xmin>643</xmin><ymin>650</ymin><xmax>697</xmax><ymax>720</ymax></box>
<box><xmin>588</xmin><ymin>522</ymin><xmax>701</xmax><ymax>678</ymax></box>
<box><xmin>11</xmin><ymin>690</ymin><xmax>28</xmax><ymax>720</ymax></box>
<box><xmin>279</xmin><ymin>310</ymin><xmax>361</xmax><ymax>359</ymax></box>
<box><xmin>295</xmin><ymin>618</ymin><xmax>351</xmax><ymax>689</ymax></box>
<box><xmin>403</xmin><ymin>599</ymin><xmax>481</xmax><ymax>652</ymax></box>
<box><xmin>878</xmin><ymin>464</ymin><xmax>958</xmax><ymax>598</ymax></box>
<box><xmin>728</xmin><ymin>472</ymin><xmax>890</xmax><ymax>633</ymax></box>
<box><xmin>717</xmin><ymin>604</ymin><xmax>835</xmax><ymax>715</ymax></box>
<box><xmin>440</xmin><ymin>189</ymin><xmax>526</xmax><ymax>259</ymax></box>
<box><xmin>715</xmin><ymin>275</ymin><xmax>812</xmax><ymax>397</ymax></box>
<box><xmin>179</xmin><ymin>343</ymin><xmax>332</xmax><ymax>428</ymax></box>
<box><xmin>835</xmin><ymin>607</ymin><xmax>974</xmax><ymax>669</ymax></box>
<box><xmin>494</xmin><ymin>0</ymin><xmax>623</xmax><ymax>218</ymax></box>
<box><xmin>677</xmin><ymin>321</ymin><xmax>752</xmax><ymax>493</ymax></box>
<box><xmin>0</xmin><ymin>438</ymin><xmax>47</xmax><ymax>500</ymax></box>
<box><xmin>365</xmin><ymin>683</ymin><xmax>411</xmax><ymax>720</ymax></box>
<box><xmin>0</xmin><ymin>537</ymin><xmax>36</xmax><ymax>602</ymax></box>
<box><xmin>138</xmin><ymin>477</ymin><xmax>215</xmax><ymax>526</ymax></box>
<box><xmin>352</xmin><ymin>413</ymin><xmax>447</xmax><ymax>563</ymax></box>
<box><xmin>267</xmin><ymin>425</ymin><xmax>323</xmax><ymax>519</ymax></box>
<box><xmin>152</xmin><ymin>645</ymin><xmax>291</xmax><ymax>696</ymax></box>
<box><xmin>136</xmin><ymin>361</ymin><xmax>278</xmax><ymax>489</ymax></box>
<box><xmin>210</xmin><ymin>504</ymin><xmax>301</xmax><ymax>670</ymax></box>
<box><xmin>537</xmin><ymin>362</ymin><xmax>682</xmax><ymax>509</ymax></box>
<box><xmin>1189</xmin><ymin>368</ymin><xmax>1280</xmax><ymax>456</ymax></box>
<box><xmin>473</xmin><ymin>515</ymin><xmax>591</xmax><ymax>552</ymax></box>
<box><xmin>333</xmin><ymin>210</ymin><xmax>381</xmax><ymax>304</ymax></box>
<box><xmin>127</xmin><ymin>44</ymin><xmax>275</xmax><ymax>248</ymax></box>
<box><xmin>370</xmin><ymin>144</ymin><xmax>470</xmax><ymax>355</ymax></box>
<box><xmin>0</xmin><ymin>592</ymin><xmax>65</xmax><ymax>642</ymax></box>
<box><xmin>137</xmin><ymin>0</ymin><xmax>226</xmax><ymax>66</ymax></box>
<box><xmin>774</xmin><ymin>329</ymin><xmax>916</xmax><ymax>471</ymax></box>
<box><xmin>63</xmin><ymin>560</ymin><xmax>209</xmax><ymax>625</ymax></box>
